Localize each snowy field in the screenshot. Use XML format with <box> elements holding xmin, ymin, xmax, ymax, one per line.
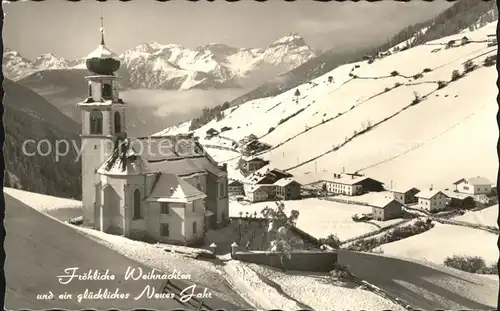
<box><xmin>74</xmin><ymin>226</ymin><xmax>250</xmax><ymax>307</ymax></box>
<box><xmin>379</xmin><ymin>223</ymin><xmax>499</xmax><ymax>265</ymax></box>
<box><xmin>158</xmin><ymin>22</ymin><xmax>498</xmax><ymax>193</ymax></box>
<box><xmin>223</xmin><ymin>260</ymin><xmax>403</xmax><ymax>311</ymax></box>
<box><xmin>4</xmin><ymin>187</ymin><xmax>82</xmax><ymax>221</ymax></box>
<box><xmin>452</xmin><ymin>205</ymin><xmax>498</xmax><ymax>228</ymax></box>
<box><xmin>231</xmin><ymin>198</ymin><xmax>382</xmax><ymax>241</ymax></box>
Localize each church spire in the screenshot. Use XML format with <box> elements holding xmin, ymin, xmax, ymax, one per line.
<box><xmin>100</xmin><ymin>14</ymin><xmax>105</xmax><ymax>46</ymax></box>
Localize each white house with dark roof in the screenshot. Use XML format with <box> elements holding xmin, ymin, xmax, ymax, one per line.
<box><xmin>389</xmin><ymin>186</ymin><xmax>420</xmax><ymax>204</ymax></box>
<box><xmin>415</xmin><ymin>189</ymin><xmax>448</xmax><ymax>212</ymax></box>
<box><xmin>78</xmin><ymin>27</ymin><xmax>228</xmax><ymax>246</ymax></box>
<box><xmin>452</xmin><ymin>176</ymin><xmax>493</xmax><ymax>195</ymax></box>
<box><xmin>369</xmin><ymin>197</ymin><xmax>403</xmax><ymax>221</ymax></box>
<box><xmin>246</xmin><ymin>185</ymin><xmax>272</xmax><ymax>202</ymax></box>
<box><xmin>310</xmin><ymin>173</ymin><xmax>384</xmax><ymax>196</ymax></box>
<box><xmin>274</xmin><ymin>178</ymin><xmax>301</xmax><ymax>200</ymax></box>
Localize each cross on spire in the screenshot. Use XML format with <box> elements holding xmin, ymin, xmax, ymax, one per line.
<box><xmin>100</xmin><ymin>14</ymin><xmax>105</xmax><ymax>45</ymax></box>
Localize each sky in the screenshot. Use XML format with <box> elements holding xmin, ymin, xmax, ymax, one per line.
<box><xmin>3</xmin><ymin>0</ymin><xmax>453</xmax><ymax>60</ymax></box>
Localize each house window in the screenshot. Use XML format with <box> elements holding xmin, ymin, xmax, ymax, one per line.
<box><xmin>161</xmin><ymin>202</ymin><xmax>170</xmax><ymax>214</ymax></box>
<box><xmin>114</xmin><ymin>111</ymin><xmax>121</xmax><ymax>133</ymax></box>
<box><xmin>463</xmin><ymin>186</ymin><xmax>469</xmax><ymax>190</ymax></box>
<box><xmin>133</xmin><ymin>189</ymin><xmax>141</xmax><ymax>219</ymax></box>
<box><xmin>192</xmin><ymin>202</ymin><xmax>196</xmax><ymax>213</ymax></box>
<box><xmin>192</xmin><ymin>221</ymin><xmax>197</xmax><ymax>235</ymax></box>
<box><xmin>160</xmin><ymin>223</ymin><xmax>170</xmax><ymax>237</ymax></box>
<box><xmin>102</xmin><ymin>83</ymin><xmax>112</xmax><ymax>99</ymax></box>
<box><xmin>89</xmin><ymin>109</ymin><xmax>103</xmax><ymax>134</ymax></box>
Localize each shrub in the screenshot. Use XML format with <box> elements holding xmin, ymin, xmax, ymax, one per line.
<box><xmin>391</xmin><ymin>71</ymin><xmax>400</xmax><ymax>76</ymax></box>
<box><xmin>328</xmin><ymin>76</ymin><xmax>334</xmax><ymax>83</ymax></box>
<box><xmin>294</xmin><ymin>89</ymin><xmax>301</xmax><ymax>97</ymax></box>
<box><xmin>484</xmin><ymin>55</ymin><xmax>496</xmax><ymax>67</ymax></box>
<box><xmin>443</xmin><ymin>255</ymin><xmax>497</xmax><ymax>274</ymax></box>
<box><xmin>423</xmin><ymin>68</ymin><xmax>432</xmax><ymax>73</ymax></box>
<box><xmin>450</xmin><ymin>70</ymin><xmax>461</xmax><ymax>81</ymax></box>
<box><xmin>463</xmin><ymin>59</ymin><xmax>476</xmax><ymax>73</ymax></box>
<box><xmin>347</xmin><ymin>219</ymin><xmax>434</xmax><ymax>252</ymax></box>
<box><xmin>319</xmin><ymin>234</ymin><xmax>341</xmax><ymax>249</ymax></box>
<box><xmin>413</xmin><ymin>73</ymin><xmax>424</xmax><ymax>80</ymax></box>
<box><xmin>268</xmin><ymin>127</ymin><xmax>275</xmax><ymax>133</ymax></box>
<box><xmin>384</xmin><ymin>87</ymin><xmax>391</xmax><ymax>92</ymax></box>
<box><xmin>437</xmin><ymin>81</ymin><xmax>447</xmax><ymax>89</ymax></box>
<box><xmin>411</xmin><ymin>91</ymin><xmax>421</xmax><ymax>105</ymax></box>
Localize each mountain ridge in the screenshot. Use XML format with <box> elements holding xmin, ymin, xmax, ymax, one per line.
<box><xmin>5</xmin><ymin>33</ymin><xmax>318</xmax><ymax>91</ymax></box>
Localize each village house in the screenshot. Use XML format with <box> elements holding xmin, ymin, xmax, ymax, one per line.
<box><xmin>442</xmin><ymin>190</ymin><xmax>475</xmax><ymax>209</ymax></box>
<box><xmin>370</xmin><ymin>197</ymin><xmax>403</xmax><ymax>221</ymax></box>
<box><xmin>389</xmin><ymin>187</ymin><xmax>420</xmax><ymax>204</ymax></box>
<box><xmin>245</xmin><ymin>166</ymin><xmax>293</xmax><ymax>185</ymax></box>
<box><xmin>246</xmin><ymin>184</ymin><xmax>276</xmax><ymax>203</ymax></box>
<box><xmin>452</xmin><ymin>176</ymin><xmax>493</xmax><ymax>195</ymax></box>
<box><xmin>228</xmin><ymin>180</ymin><xmax>245</xmax><ymax>197</ymax></box>
<box><xmin>77</xmin><ymin>28</ymin><xmax>229</xmax><ymax>247</ymax></box>
<box><xmin>274</xmin><ymin>178</ymin><xmax>301</xmax><ymax>201</ymax></box>
<box><xmin>415</xmin><ymin>189</ymin><xmax>448</xmax><ymax>212</ymax></box>
<box><xmin>242</xmin><ymin>156</ymin><xmax>270</xmax><ymax>173</ymax></box>
<box><xmin>321</xmin><ymin>173</ymin><xmax>384</xmax><ymax>196</ymax></box>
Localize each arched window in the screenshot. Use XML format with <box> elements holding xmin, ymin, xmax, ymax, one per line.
<box><xmin>89</xmin><ymin>109</ymin><xmax>103</xmax><ymax>134</ymax></box>
<box><xmin>192</xmin><ymin>221</ymin><xmax>197</xmax><ymax>235</ymax></box>
<box><xmin>114</xmin><ymin>111</ymin><xmax>121</xmax><ymax>134</ymax></box>
<box><xmin>88</xmin><ymin>82</ymin><xmax>92</xmax><ymax>97</ymax></box>
<box><xmin>133</xmin><ymin>189</ymin><xmax>141</xmax><ymax>219</ymax></box>
<box><xmin>102</xmin><ymin>83</ymin><xmax>112</xmax><ymax>99</ymax></box>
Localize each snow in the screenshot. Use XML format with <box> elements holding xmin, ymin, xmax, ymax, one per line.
<box><xmin>160</xmin><ymin>21</ymin><xmax>499</xmax><ymax>195</ymax></box>
<box><xmin>230</xmin><ymin>198</ymin><xmax>380</xmax><ymax>241</ymax></box>
<box><xmin>452</xmin><ymin>205</ymin><xmax>498</xmax><ymax>228</ymax></box>
<box><xmin>4</xmin><ymin>187</ymin><xmax>81</xmax><ymax>212</ymax></box>
<box><xmin>245</xmin><ymin>262</ymin><xmax>405</xmax><ymax>311</ymax></box>
<box><xmin>379</xmin><ymin>223</ymin><xmax>499</xmax><ymax>265</ymax></box>
<box><xmin>73</xmin><ymin>226</ymin><xmax>249</xmax><ymax>307</ymax></box>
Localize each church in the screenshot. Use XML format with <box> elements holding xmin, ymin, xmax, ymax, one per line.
<box><xmin>77</xmin><ymin>20</ymin><xmax>229</xmax><ymax>246</ymax></box>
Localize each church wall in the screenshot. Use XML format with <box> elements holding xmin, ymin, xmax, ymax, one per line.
<box><xmin>125</xmin><ymin>175</ymin><xmax>149</xmax><ymax>238</ymax></box>
<box><xmin>82</xmin><ymin>136</ymin><xmax>114</xmax><ymax>226</ymax></box>
<box><xmin>90</xmin><ymin>81</ymin><xmax>102</xmax><ymax>101</ymax></box>
<box><xmin>183</xmin><ymin>199</ymin><xmax>206</xmax><ymax>243</ymax></box>
<box><xmin>102</xmin><ymin>177</ymin><xmax>126</xmax><ymax>234</ymax></box>
<box><xmin>156</xmin><ymin>202</ymin><xmax>186</xmax><ymax>243</ymax></box>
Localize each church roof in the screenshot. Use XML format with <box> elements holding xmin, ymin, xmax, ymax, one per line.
<box><xmin>97</xmin><ymin>139</ymin><xmax>150</xmax><ymax>176</ymax></box>
<box><xmin>146</xmin><ymin>173</ymin><xmax>206</xmax><ymax>203</ymax></box>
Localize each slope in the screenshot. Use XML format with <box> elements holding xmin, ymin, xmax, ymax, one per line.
<box><xmin>3</xmin><ymin>79</ymin><xmax>82</xmax><ymax>199</ymax></box>
<box><xmin>163</xmin><ymin>21</ymin><xmax>498</xmax><ymax>192</ymax></box>
<box><xmin>4</xmin><ymin>194</ymin><xmax>245</xmax><ymax>310</ymax></box>
<box><xmin>229</xmin><ymin>0</ymin><xmax>494</xmax><ymax>107</ymax></box>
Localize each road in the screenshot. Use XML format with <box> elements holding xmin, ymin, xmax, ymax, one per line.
<box><xmin>337</xmin><ymin>249</ymin><xmax>497</xmax><ymax>310</ymax></box>
<box><xmin>4</xmin><ymin>195</ymin><xmax>246</xmax><ymax>310</ymax></box>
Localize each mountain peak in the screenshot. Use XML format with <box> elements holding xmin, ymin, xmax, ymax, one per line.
<box><xmin>269</xmin><ymin>33</ymin><xmax>308</xmax><ymax>48</ymax></box>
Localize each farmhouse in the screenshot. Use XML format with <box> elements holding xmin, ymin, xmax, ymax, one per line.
<box><xmin>242</xmin><ymin>156</ymin><xmax>270</xmax><ymax>173</ymax></box>
<box><xmin>415</xmin><ymin>190</ymin><xmax>448</xmax><ymax>212</ymax></box>
<box><xmin>389</xmin><ymin>187</ymin><xmax>420</xmax><ymax>204</ymax></box>
<box><xmin>370</xmin><ymin>197</ymin><xmax>403</xmax><ymax>221</ymax></box>
<box><xmin>246</xmin><ymin>185</ymin><xmax>276</xmax><ymax>203</ymax></box>
<box><xmin>245</xmin><ymin>166</ymin><xmax>293</xmax><ymax>185</ymax></box>
<box><xmin>322</xmin><ymin>173</ymin><xmax>384</xmax><ymax>196</ymax></box>
<box><xmin>274</xmin><ymin>178</ymin><xmax>301</xmax><ymax>201</ymax></box>
<box><xmin>228</xmin><ymin>180</ymin><xmax>244</xmax><ymax>197</ymax></box>
<box><xmin>452</xmin><ymin>176</ymin><xmax>493</xmax><ymax>195</ymax></box>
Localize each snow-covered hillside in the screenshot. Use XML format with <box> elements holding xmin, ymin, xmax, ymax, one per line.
<box><xmin>159</xmin><ymin>21</ymin><xmax>498</xmax><ymax>191</ymax></box>
<box><xmin>4</xmin><ymin>33</ymin><xmax>317</xmax><ymax>90</ymax></box>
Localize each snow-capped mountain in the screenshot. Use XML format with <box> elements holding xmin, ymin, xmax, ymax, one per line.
<box><xmin>4</xmin><ymin>33</ymin><xmax>317</xmax><ymax>90</ymax></box>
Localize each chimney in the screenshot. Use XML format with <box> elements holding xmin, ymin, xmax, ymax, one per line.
<box><xmin>342</xmin><ymin>166</ymin><xmax>345</xmax><ymax>174</ymax></box>
<box><xmin>170</xmin><ymin>187</ymin><xmax>174</xmax><ymax>194</ymax></box>
<box><xmin>429</xmin><ymin>184</ymin><xmax>433</xmax><ymax>191</ymax></box>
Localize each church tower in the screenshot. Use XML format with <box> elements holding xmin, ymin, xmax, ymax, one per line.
<box><xmin>77</xmin><ymin>17</ymin><xmax>127</xmax><ymax>227</ymax></box>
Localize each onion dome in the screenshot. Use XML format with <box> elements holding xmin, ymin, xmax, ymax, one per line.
<box><xmin>85</xmin><ymin>16</ymin><xmax>121</xmax><ymax>75</ymax></box>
